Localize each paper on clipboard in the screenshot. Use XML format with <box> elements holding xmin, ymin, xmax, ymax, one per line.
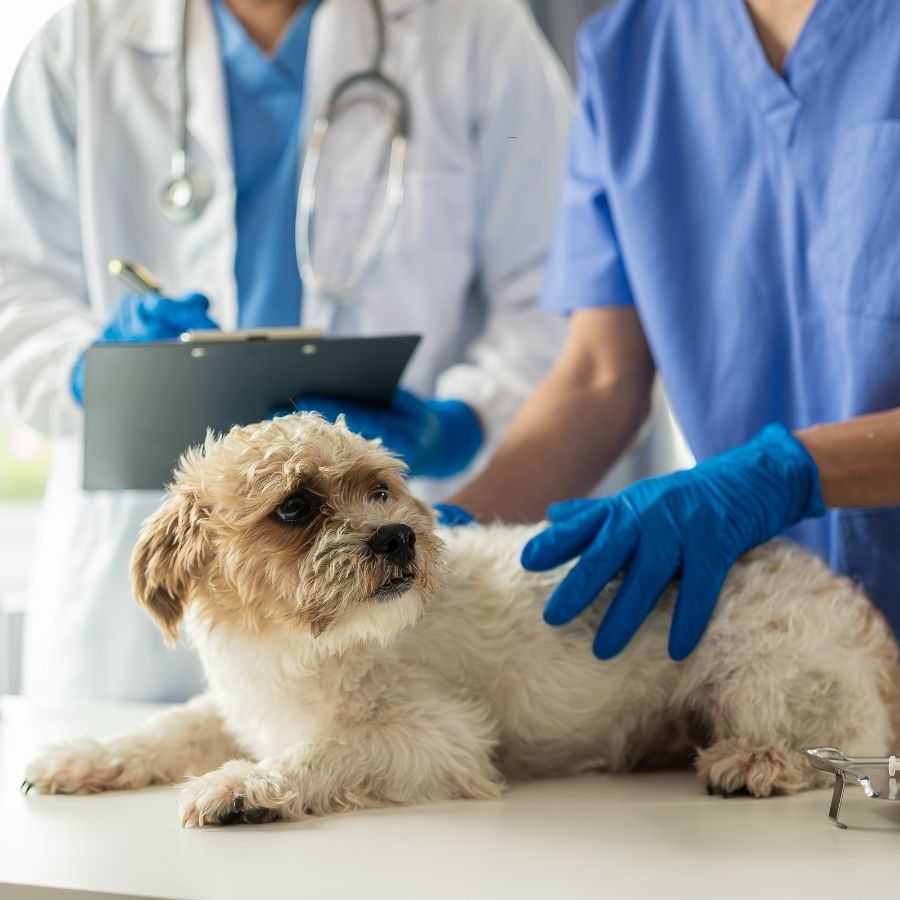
<box><xmin>178</xmin><ymin>327</ymin><xmax>325</xmax><ymax>343</ymax></box>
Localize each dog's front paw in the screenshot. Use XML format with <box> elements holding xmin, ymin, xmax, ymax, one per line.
<box><xmin>696</xmin><ymin>739</ymin><xmax>826</xmax><ymax>798</ymax></box>
<box><xmin>180</xmin><ymin>760</ymin><xmax>296</xmax><ymax>827</ymax></box>
<box><xmin>23</xmin><ymin>738</ymin><xmax>152</xmax><ymax>795</ymax></box>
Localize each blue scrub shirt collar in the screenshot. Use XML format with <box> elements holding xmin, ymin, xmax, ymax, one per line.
<box><xmin>125</xmin><ymin>0</ymin><xmax>437</xmax><ymax>53</ymax></box>
<box><xmin>713</xmin><ymin>0</ymin><xmax>866</xmax><ymax>140</ymax></box>
<box><xmin>782</xmin><ymin>0</ymin><xmax>867</xmax><ymax>99</ymax></box>
<box><xmin>213</xmin><ymin>0</ymin><xmax>319</xmax><ymax>91</ymax></box>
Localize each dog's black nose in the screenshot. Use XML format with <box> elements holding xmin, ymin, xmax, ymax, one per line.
<box><xmin>367</xmin><ymin>524</ymin><xmax>416</xmax><ymax>566</ymax></box>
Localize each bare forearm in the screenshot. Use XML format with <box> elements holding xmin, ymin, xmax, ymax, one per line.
<box><xmin>451</xmin><ymin>368</ymin><xmax>651</xmax><ymax>522</ymax></box>
<box><xmin>796</xmin><ymin>407</ymin><xmax>900</xmax><ymax>508</ymax></box>
<box><xmin>449</xmin><ymin>308</ymin><xmax>655</xmax><ymax>523</ymax></box>
<box><xmin>450</xmin><ymin>307</ymin><xmax>655</xmax><ymax>522</ymax></box>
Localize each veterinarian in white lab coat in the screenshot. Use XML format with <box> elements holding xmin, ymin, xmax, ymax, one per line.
<box><xmin>0</xmin><ymin>0</ymin><xmax>592</xmax><ymax>702</ymax></box>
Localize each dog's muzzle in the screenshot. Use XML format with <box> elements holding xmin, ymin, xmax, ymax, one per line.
<box><xmin>372</xmin><ymin>571</ymin><xmax>417</xmax><ymax>600</ymax></box>
<box><xmin>367</xmin><ymin>524</ymin><xmax>416</xmax><ymax>567</ymax></box>
<box><xmin>368</xmin><ymin>524</ymin><xmax>417</xmax><ymax>600</ymax></box>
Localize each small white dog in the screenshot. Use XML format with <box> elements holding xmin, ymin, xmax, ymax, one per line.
<box><xmin>24</xmin><ymin>415</ymin><xmax>899</xmax><ymax>826</ymax></box>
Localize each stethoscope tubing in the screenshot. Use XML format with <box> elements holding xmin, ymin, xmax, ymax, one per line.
<box><xmin>158</xmin><ymin>0</ymin><xmax>208</xmax><ymax>223</ymax></box>
<box><xmin>296</xmin><ymin>63</ymin><xmax>409</xmax><ymax>303</ymax></box>
<box><xmin>157</xmin><ymin>0</ymin><xmax>411</xmax><ymax>305</ymax></box>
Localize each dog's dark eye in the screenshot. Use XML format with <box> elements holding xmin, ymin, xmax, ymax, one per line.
<box><xmin>274</xmin><ymin>492</ymin><xmax>318</xmax><ymax>525</ymax></box>
<box><xmin>370</xmin><ymin>487</ymin><xmax>391</xmax><ymax>503</ymax></box>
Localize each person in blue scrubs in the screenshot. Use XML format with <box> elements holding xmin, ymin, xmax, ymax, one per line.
<box><xmin>450</xmin><ymin>0</ymin><xmax>900</xmax><ymax>657</ymax></box>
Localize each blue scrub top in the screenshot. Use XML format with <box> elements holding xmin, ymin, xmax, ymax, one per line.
<box><xmin>542</xmin><ymin>0</ymin><xmax>900</xmax><ymax>633</ymax></box>
<box><xmin>213</xmin><ymin>0</ymin><xmax>319</xmax><ymax>328</ymax></box>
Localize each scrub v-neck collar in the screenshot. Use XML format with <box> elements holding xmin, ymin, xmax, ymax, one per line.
<box><xmin>713</xmin><ymin>0</ymin><xmax>866</xmax><ymax>137</ymax></box>
<box><xmin>213</xmin><ymin>0</ymin><xmax>318</xmax><ymax>93</ymax></box>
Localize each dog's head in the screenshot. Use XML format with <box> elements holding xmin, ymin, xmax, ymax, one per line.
<box><xmin>131</xmin><ymin>413</ymin><xmax>444</xmax><ymax>651</ymax></box>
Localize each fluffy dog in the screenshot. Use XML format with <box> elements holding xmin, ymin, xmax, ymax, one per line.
<box><xmin>23</xmin><ymin>414</ymin><xmax>899</xmax><ymax>826</ymax></box>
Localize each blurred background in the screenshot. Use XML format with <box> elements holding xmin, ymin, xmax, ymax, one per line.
<box><xmin>528</xmin><ymin>0</ymin><xmax>612</xmax><ymax>76</ymax></box>
<box><xmin>0</xmin><ymin>1</ymin><xmax>68</xmax><ymax>694</ymax></box>
<box><xmin>0</xmin><ymin>0</ymin><xmax>612</xmax><ymax>694</ymax></box>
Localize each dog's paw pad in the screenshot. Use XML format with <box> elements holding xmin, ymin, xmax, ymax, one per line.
<box><xmin>23</xmin><ymin>738</ymin><xmax>145</xmax><ymax>795</ymax></box>
<box><xmin>696</xmin><ymin>739</ymin><xmax>817</xmax><ymax>798</ymax></box>
<box><xmin>707</xmin><ymin>783</ymin><xmax>752</xmax><ymax>799</ymax></box>
<box><xmin>180</xmin><ymin>761</ymin><xmax>290</xmax><ymax>827</ymax></box>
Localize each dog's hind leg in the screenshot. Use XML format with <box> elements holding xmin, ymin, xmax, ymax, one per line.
<box><xmin>695</xmin><ymin>738</ymin><xmax>826</xmax><ymax>797</ymax></box>
<box><xmin>679</xmin><ymin>546</ymin><xmax>900</xmax><ymax>797</ymax></box>
<box><xmin>23</xmin><ymin>694</ymin><xmax>241</xmax><ymax>795</ymax></box>
<box><xmin>688</xmin><ymin>620</ymin><xmax>897</xmax><ymax>797</ymax></box>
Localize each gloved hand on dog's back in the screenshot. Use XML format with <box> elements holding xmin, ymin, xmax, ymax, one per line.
<box><xmin>274</xmin><ymin>388</ymin><xmax>483</xmax><ymax>479</ymax></box>
<box><xmin>432</xmin><ymin>503</ymin><xmax>477</xmax><ymax>526</ymax></box>
<box><xmin>521</xmin><ymin>424</ymin><xmax>826</xmax><ymax>661</ymax></box>
<box><xmin>71</xmin><ymin>292</ymin><xmax>218</xmax><ymax>404</ymax></box>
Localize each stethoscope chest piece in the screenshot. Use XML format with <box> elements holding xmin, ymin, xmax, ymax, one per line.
<box><xmin>159</xmin><ymin>149</ymin><xmax>209</xmax><ymax>224</ymax></box>
<box><xmin>158</xmin><ymin>0</ymin><xmax>208</xmax><ymax>225</ymax></box>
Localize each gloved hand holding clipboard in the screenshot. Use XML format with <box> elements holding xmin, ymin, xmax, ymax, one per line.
<box><xmin>83</xmin><ymin>262</ymin><xmax>420</xmax><ymax>490</ymax></box>
<box><xmin>83</xmin><ymin>330</ymin><xmax>420</xmax><ymax>490</ymax></box>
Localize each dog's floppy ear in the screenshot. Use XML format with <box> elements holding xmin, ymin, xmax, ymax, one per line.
<box><xmin>130</xmin><ymin>490</ymin><xmax>210</xmax><ymax>645</ymax></box>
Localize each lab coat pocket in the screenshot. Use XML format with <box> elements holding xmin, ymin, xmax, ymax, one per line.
<box><xmin>818</xmin><ymin>121</ymin><xmax>900</xmax><ymax>320</ymax></box>
<box><xmin>836</xmin><ymin>506</ymin><xmax>900</xmax><ymax>634</ymax></box>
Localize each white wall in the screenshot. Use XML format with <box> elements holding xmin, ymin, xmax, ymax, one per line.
<box><xmin>1</xmin><ymin>2</ymin><xmax>69</xmax><ymax>101</ymax></box>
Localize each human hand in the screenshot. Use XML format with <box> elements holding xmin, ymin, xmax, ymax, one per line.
<box><xmin>280</xmin><ymin>389</ymin><xmax>483</xmax><ymax>479</ymax></box>
<box><xmin>71</xmin><ymin>292</ymin><xmax>218</xmax><ymax>404</ymax></box>
<box><xmin>521</xmin><ymin>424</ymin><xmax>825</xmax><ymax>660</ymax></box>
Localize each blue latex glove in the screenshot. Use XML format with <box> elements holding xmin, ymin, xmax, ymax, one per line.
<box><xmin>433</xmin><ymin>503</ymin><xmax>477</xmax><ymax>526</ymax></box>
<box><xmin>280</xmin><ymin>389</ymin><xmax>483</xmax><ymax>479</ymax></box>
<box><xmin>521</xmin><ymin>424</ymin><xmax>826</xmax><ymax>661</ymax></box>
<box><xmin>71</xmin><ymin>293</ymin><xmax>218</xmax><ymax>405</ymax></box>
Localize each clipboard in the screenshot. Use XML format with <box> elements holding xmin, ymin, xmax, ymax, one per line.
<box><xmin>83</xmin><ymin>333</ymin><xmax>421</xmax><ymax>490</ymax></box>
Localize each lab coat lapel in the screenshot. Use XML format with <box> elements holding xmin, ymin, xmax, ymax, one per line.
<box><xmin>126</xmin><ymin>0</ymin><xmax>232</xmax><ymax>174</ymax></box>
<box><xmin>124</xmin><ymin>0</ymin><xmax>428</xmax><ymax>191</ymax></box>
<box><xmin>304</xmin><ymin>0</ymin><xmax>424</xmax><ymax>176</ymax></box>
<box><xmin>301</xmin><ymin>0</ymin><xmax>427</xmax><ymax>330</ymax></box>
<box><xmin>122</xmin><ymin>0</ymin><xmax>237</xmax><ymax>328</ymax></box>
<box><xmin>306</xmin><ymin>0</ymin><xmax>434</xmax><ymax>112</ymax></box>
<box><xmin>122</xmin><ymin>0</ymin><xmax>182</xmax><ymax>54</ymax></box>
<box><xmin>183</xmin><ymin>0</ymin><xmax>233</xmax><ymax>173</ymax></box>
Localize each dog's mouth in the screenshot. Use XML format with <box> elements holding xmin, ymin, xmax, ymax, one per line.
<box><xmin>372</xmin><ymin>569</ymin><xmax>416</xmax><ymax>601</ymax></box>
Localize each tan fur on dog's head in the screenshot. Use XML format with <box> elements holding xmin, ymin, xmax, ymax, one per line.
<box><xmin>131</xmin><ymin>414</ymin><xmax>444</xmax><ymax>647</ymax></box>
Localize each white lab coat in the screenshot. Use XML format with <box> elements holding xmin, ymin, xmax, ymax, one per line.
<box><xmin>0</xmin><ymin>0</ymin><xmax>577</xmax><ymax>701</ymax></box>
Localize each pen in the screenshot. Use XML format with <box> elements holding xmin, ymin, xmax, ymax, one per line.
<box><xmin>107</xmin><ymin>258</ymin><xmax>164</xmax><ymax>294</ymax></box>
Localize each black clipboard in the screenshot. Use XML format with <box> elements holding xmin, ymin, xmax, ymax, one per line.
<box><xmin>83</xmin><ymin>333</ymin><xmax>421</xmax><ymax>490</ymax></box>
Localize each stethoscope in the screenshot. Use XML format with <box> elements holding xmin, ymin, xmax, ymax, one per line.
<box><xmin>158</xmin><ymin>0</ymin><xmax>207</xmax><ymax>223</ymax></box>
<box><xmin>158</xmin><ymin>0</ymin><xmax>410</xmax><ymax>303</ymax></box>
